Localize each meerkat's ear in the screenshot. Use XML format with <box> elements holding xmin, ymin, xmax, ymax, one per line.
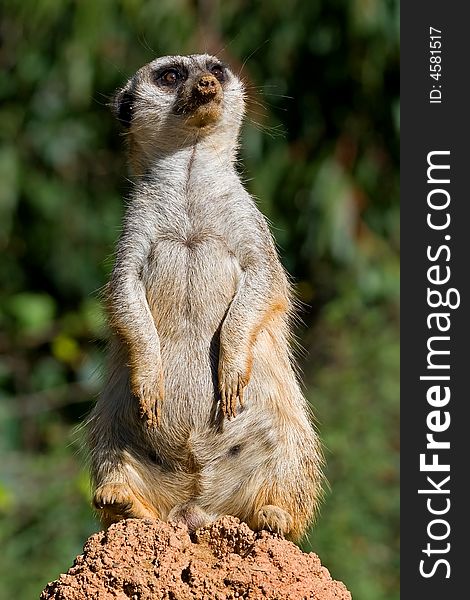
<box><xmin>111</xmin><ymin>82</ymin><xmax>135</xmax><ymax>128</ymax></box>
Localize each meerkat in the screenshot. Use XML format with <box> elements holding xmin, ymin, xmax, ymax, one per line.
<box><xmin>87</xmin><ymin>54</ymin><xmax>323</xmax><ymax>541</ymax></box>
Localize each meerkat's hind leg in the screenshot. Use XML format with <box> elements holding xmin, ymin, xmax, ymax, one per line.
<box><xmin>93</xmin><ymin>481</ymin><xmax>158</xmax><ymax>528</ymax></box>
<box><xmin>167</xmin><ymin>501</ymin><xmax>214</xmax><ymax>532</ymax></box>
<box><xmin>254</xmin><ymin>504</ymin><xmax>294</xmax><ymax>536</ymax></box>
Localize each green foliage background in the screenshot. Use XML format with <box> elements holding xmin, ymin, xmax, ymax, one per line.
<box><xmin>0</xmin><ymin>1</ymin><xmax>399</xmax><ymax>598</ymax></box>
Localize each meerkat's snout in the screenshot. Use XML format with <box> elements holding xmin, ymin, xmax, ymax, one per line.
<box><xmin>192</xmin><ymin>74</ymin><xmax>221</xmax><ymax>104</ymax></box>
<box><xmin>177</xmin><ymin>71</ymin><xmax>223</xmax><ymax>128</ymax></box>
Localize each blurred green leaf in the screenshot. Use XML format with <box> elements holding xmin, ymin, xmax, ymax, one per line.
<box><xmin>5</xmin><ymin>293</ymin><xmax>56</xmax><ymax>335</ymax></box>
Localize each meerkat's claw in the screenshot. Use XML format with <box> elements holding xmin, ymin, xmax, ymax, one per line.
<box><xmin>131</xmin><ymin>368</ymin><xmax>164</xmax><ymax>427</ymax></box>
<box><xmin>218</xmin><ymin>332</ymin><xmax>250</xmax><ymax>419</ymax></box>
<box><xmin>229</xmin><ymin>386</ymin><xmax>238</xmax><ymax>419</ymax></box>
<box><xmin>138</xmin><ymin>393</ymin><xmax>161</xmax><ymax>428</ymax></box>
<box><xmin>238</xmin><ymin>377</ymin><xmax>245</xmax><ymax>408</ymax></box>
<box><xmin>219</xmin><ymin>366</ymin><xmax>247</xmax><ymax>419</ymax></box>
<box><xmin>220</xmin><ymin>387</ymin><xmax>227</xmax><ymax>417</ymax></box>
<box><xmin>93</xmin><ymin>483</ymin><xmax>158</xmax><ymax>527</ymax></box>
<box><xmin>93</xmin><ymin>483</ymin><xmax>133</xmax><ymax>512</ymax></box>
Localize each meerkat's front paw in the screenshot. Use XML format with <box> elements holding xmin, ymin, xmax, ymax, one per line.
<box><xmin>218</xmin><ymin>360</ymin><xmax>248</xmax><ymax>419</ymax></box>
<box><xmin>130</xmin><ymin>365</ymin><xmax>164</xmax><ymax>427</ymax></box>
<box><xmin>255</xmin><ymin>505</ymin><xmax>294</xmax><ymax>537</ymax></box>
<box><xmin>93</xmin><ymin>483</ymin><xmax>157</xmax><ymax>527</ymax></box>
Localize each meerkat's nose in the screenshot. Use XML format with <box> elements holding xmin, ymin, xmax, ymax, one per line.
<box><xmin>195</xmin><ymin>74</ymin><xmax>219</xmax><ymax>97</ymax></box>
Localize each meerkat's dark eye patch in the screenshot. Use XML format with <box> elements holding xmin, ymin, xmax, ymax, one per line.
<box><xmin>153</xmin><ymin>66</ymin><xmax>187</xmax><ymax>89</ymax></box>
<box><xmin>209</xmin><ymin>63</ymin><xmax>227</xmax><ymax>83</ymax></box>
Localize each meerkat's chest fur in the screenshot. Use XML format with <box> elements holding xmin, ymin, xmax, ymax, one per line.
<box><xmin>147</xmin><ymin>149</ymin><xmax>235</xmax><ymax>246</ymax></box>
<box><xmin>136</xmin><ymin>147</ymin><xmax>245</xmax><ymax>335</ymax></box>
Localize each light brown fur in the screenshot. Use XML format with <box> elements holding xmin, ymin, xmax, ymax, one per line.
<box><xmin>87</xmin><ymin>54</ymin><xmax>323</xmax><ymax>541</ymax></box>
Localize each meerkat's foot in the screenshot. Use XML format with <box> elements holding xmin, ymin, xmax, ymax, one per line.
<box><xmin>93</xmin><ymin>482</ymin><xmax>157</xmax><ymax>527</ymax></box>
<box><xmin>167</xmin><ymin>502</ymin><xmax>213</xmax><ymax>532</ymax></box>
<box><xmin>130</xmin><ymin>366</ymin><xmax>165</xmax><ymax>428</ymax></box>
<box><xmin>254</xmin><ymin>505</ymin><xmax>294</xmax><ymax>536</ymax></box>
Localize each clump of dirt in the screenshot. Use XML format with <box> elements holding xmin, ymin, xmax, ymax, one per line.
<box><xmin>41</xmin><ymin>517</ymin><xmax>351</xmax><ymax>599</ymax></box>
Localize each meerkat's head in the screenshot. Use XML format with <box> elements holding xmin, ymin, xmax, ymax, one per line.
<box><xmin>112</xmin><ymin>54</ymin><xmax>245</xmax><ymax>174</ymax></box>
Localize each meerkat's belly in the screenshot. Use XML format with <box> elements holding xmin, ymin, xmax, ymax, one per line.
<box><xmin>145</xmin><ymin>234</ymin><xmax>241</xmax><ymax>334</ymax></box>
<box><xmin>142</xmin><ymin>234</ymin><xmax>241</xmax><ymax>422</ymax></box>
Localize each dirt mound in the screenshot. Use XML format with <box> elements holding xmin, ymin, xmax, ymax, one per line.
<box><xmin>41</xmin><ymin>517</ymin><xmax>351</xmax><ymax>599</ymax></box>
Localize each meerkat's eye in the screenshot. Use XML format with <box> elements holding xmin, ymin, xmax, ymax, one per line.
<box><xmin>156</xmin><ymin>68</ymin><xmax>183</xmax><ymax>88</ymax></box>
<box><xmin>210</xmin><ymin>64</ymin><xmax>226</xmax><ymax>83</ymax></box>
